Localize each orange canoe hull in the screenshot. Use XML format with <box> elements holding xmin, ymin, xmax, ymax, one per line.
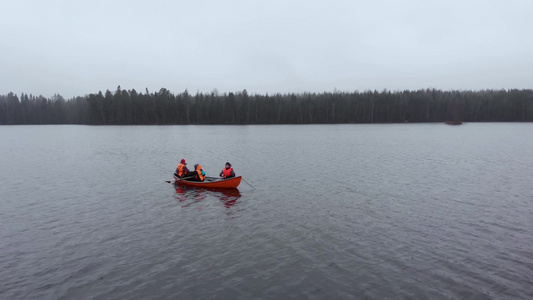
<box><xmin>173</xmin><ymin>175</ymin><xmax>242</xmax><ymax>188</ymax></box>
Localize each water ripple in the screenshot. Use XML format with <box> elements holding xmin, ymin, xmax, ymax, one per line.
<box><xmin>1</xmin><ymin>124</ymin><xmax>532</xmax><ymax>299</ymax></box>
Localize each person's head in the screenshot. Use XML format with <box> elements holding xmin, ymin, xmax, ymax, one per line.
<box><xmin>181</xmin><ymin>159</ymin><xmax>186</xmax><ymax>164</ymax></box>
<box><xmin>194</xmin><ymin>164</ymin><xmax>198</xmax><ymax>169</ymax></box>
<box><xmin>225</xmin><ymin>162</ymin><xmax>231</xmax><ymax>168</ymax></box>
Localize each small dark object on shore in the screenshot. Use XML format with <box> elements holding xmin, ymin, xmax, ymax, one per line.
<box><xmin>445</xmin><ymin>121</ymin><xmax>463</xmax><ymax>125</ymax></box>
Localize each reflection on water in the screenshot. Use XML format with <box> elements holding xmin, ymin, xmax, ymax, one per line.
<box><xmin>218</xmin><ymin>188</ymin><xmax>242</xmax><ymax>208</ymax></box>
<box><xmin>174</xmin><ymin>185</ymin><xmax>242</xmax><ymax>208</ymax></box>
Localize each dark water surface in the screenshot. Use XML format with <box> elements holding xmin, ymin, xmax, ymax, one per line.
<box><xmin>1</xmin><ymin>124</ymin><xmax>532</xmax><ymax>299</ymax></box>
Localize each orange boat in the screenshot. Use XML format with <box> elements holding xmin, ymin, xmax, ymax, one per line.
<box><xmin>173</xmin><ymin>175</ymin><xmax>242</xmax><ymax>188</ymax></box>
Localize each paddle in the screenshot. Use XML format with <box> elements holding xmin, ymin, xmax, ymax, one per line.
<box><xmin>166</xmin><ymin>173</ymin><xmax>193</xmax><ymax>183</ymax></box>
<box><xmin>242</xmin><ymin>178</ymin><xmax>256</xmax><ymax>189</ymax></box>
<box><xmin>166</xmin><ymin>176</ymin><xmax>194</xmax><ymax>183</ymax></box>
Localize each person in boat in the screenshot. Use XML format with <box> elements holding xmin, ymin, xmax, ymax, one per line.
<box><xmin>174</xmin><ymin>158</ymin><xmax>190</xmax><ymax>178</ymax></box>
<box><xmin>219</xmin><ymin>162</ymin><xmax>235</xmax><ymax>179</ymax></box>
<box><xmin>186</xmin><ymin>164</ymin><xmax>206</xmax><ymax>181</ymax></box>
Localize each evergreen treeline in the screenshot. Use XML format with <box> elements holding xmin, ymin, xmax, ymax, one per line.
<box><xmin>1</xmin><ymin>87</ymin><xmax>532</xmax><ymax>125</ymax></box>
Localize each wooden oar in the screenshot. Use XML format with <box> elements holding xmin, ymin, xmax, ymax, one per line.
<box><xmin>242</xmin><ymin>178</ymin><xmax>256</xmax><ymax>189</ymax></box>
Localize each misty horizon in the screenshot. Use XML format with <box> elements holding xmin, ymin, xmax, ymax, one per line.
<box><xmin>1</xmin><ymin>0</ymin><xmax>532</xmax><ymax>99</ymax></box>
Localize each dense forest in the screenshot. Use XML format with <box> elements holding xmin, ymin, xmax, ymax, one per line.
<box><xmin>1</xmin><ymin>87</ymin><xmax>532</xmax><ymax>125</ymax></box>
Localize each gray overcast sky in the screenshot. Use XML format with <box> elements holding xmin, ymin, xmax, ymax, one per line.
<box><xmin>1</xmin><ymin>0</ymin><xmax>532</xmax><ymax>98</ymax></box>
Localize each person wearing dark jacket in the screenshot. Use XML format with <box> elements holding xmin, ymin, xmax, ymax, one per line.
<box><xmin>187</xmin><ymin>164</ymin><xmax>206</xmax><ymax>181</ymax></box>
<box><xmin>219</xmin><ymin>162</ymin><xmax>235</xmax><ymax>178</ymax></box>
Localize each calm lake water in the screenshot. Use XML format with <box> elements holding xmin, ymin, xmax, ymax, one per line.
<box><xmin>1</xmin><ymin>124</ymin><xmax>532</xmax><ymax>299</ymax></box>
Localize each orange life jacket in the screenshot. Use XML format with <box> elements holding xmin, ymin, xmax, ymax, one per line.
<box><xmin>177</xmin><ymin>163</ymin><xmax>187</xmax><ymax>177</ymax></box>
<box><xmin>196</xmin><ymin>165</ymin><xmax>205</xmax><ymax>181</ymax></box>
<box><xmin>222</xmin><ymin>167</ymin><xmax>233</xmax><ymax>178</ymax></box>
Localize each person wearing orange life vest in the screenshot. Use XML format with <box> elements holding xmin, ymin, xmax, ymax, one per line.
<box><xmin>219</xmin><ymin>162</ymin><xmax>235</xmax><ymax>178</ymax></box>
<box><xmin>187</xmin><ymin>164</ymin><xmax>206</xmax><ymax>181</ymax></box>
<box><xmin>174</xmin><ymin>158</ymin><xmax>190</xmax><ymax>178</ymax></box>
